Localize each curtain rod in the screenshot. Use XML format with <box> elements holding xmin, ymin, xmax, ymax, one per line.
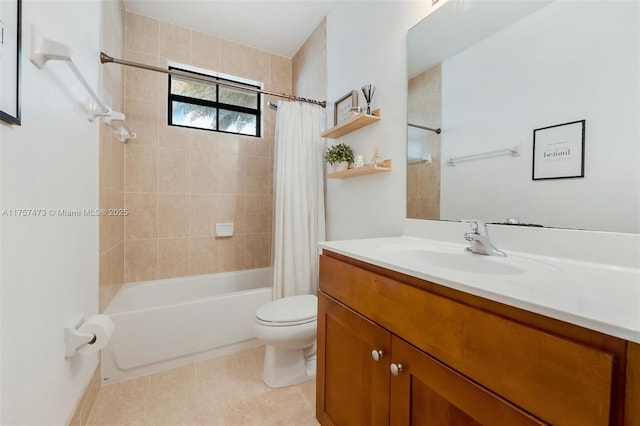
<box><xmin>408</xmin><ymin>122</ymin><xmax>441</xmax><ymax>134</ymax></box>
<box><xmin>100</xmin><ymin>52</ymin><xmax>326</xmax><ymax>108</ymax></box>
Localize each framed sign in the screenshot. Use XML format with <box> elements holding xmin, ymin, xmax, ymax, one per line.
<box><xmin>532</xmin><ymin>120</ymin><xmax>585</xmax><ymax>180</ymax></box>
<box><xmin>333</xmin><ymin>90</ymin><xmax>358</xmax><ymax>126</ymax></box>
<box><xmin>0</xmin><ymin>0</ymin><xmax>21</xmax><ymax>125</ymax></box>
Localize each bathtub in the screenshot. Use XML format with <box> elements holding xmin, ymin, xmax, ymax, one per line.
<box><xmin>102</xmin><ymin>268</ymin><xmax>273</xmax><ymax>383</ymax></box>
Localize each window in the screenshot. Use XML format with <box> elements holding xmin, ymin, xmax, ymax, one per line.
<box><xmin>168</xmin><ymin>66</ymin><xmax>261</xmax><ymax>137</ymax></box>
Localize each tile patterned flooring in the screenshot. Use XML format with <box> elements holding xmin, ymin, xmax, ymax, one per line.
<box><xmin>87</xmin><ymin>346</ymin><xmax>319</xmax><ymax>426</ymax></box>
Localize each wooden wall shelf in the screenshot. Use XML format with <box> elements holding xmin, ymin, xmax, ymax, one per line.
<box><xmin>327</xmin><ymin>159</ymin><xmax>392</xmax><ymax>179</ymax></box>
<box><xmin>321</xmin><ymin>109</ymin><xmax>381</xmax><ymax>139</ymax></box>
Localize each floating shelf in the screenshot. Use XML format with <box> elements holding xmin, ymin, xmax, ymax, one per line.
<box><xmin>321</xmin><ymin>108</ymin><xmax>381</xmax><ymax>139</ymax></box>
<box><xmin>328</xmin><ymin>159</ymin><xmax>392</xmax><ymax>179</ymax></box>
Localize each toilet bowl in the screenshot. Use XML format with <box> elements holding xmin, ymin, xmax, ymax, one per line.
<box><xmin>254</xmin><ymin>294</ymin><xmax>318</xmax><ymax>388</ymax></box>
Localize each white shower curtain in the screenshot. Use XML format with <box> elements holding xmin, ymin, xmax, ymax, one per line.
<box><xmin>273</xmin><ymin>101</ymin><xmax>326</xmax><ymax>299</ymax></box>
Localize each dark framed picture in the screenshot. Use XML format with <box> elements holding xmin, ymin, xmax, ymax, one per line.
<box><xmin>333</xmin><ymin>90</ymin><xmax>358</xmax><ymax>126</ymax></box>
<box><xmin>532</xmin><ymin>120</ymin><xmax>585</xmax><ymax>180</ymax></box>
<box><xmin>0</xmin><ymin>0</ymin><xmax>21</xmax><ymax>125</ymax></box>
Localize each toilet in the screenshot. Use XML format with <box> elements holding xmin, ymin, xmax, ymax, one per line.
<box><xmin>254</xmin><ymin>294</ymin><xmax>318</xmax><ymax>388</ymax></box>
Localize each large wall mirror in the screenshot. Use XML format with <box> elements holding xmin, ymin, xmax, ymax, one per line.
<box><xmin>407</xmin><ymin>0</ymin><xmax>639</xmax><ymax>233</ymax></box>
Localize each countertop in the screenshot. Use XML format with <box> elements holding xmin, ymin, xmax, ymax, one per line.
<box><xmin>319</xmin><ymin>235</ymin><xmax>640</xmax><ymax>343</ymax></box>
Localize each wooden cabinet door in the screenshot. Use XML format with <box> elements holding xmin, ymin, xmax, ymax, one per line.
<box><xmin>317</xmin><ymin>292</ymin><xmax>391</xmax><ymax>426</ymax></box>
<box><xmin>389</xmin><ymin>336</ymin><xmax>548</xmax><ymax>426</ymax></box>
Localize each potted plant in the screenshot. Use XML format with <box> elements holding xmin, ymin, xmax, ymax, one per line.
<box><xmin>325</xmin><ymin>143</ymin><xmax>355</xmax><ymax>172</ymax></box>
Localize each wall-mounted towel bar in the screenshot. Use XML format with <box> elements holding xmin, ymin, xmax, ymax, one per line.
<box><xmin>29</xmin><ymin>24</ymin><xmax>135</xmax><ymax>142</ymax></box>
<box><xmin>408</xmin><ymin>122</ymin><xmax>441</xmax><ymax>134</ymax></box>
<box><xmin>448</xmin><ymin>145</ymin><xmax>520</xmax><ymax>166</ymax></box>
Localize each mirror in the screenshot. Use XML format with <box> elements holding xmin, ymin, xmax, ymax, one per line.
<box><xmin>407</xmin><ymin>0</ymin><xmax>639</xmax><ymax>233</ymax></box>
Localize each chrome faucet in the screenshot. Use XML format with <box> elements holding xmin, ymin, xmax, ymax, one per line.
<box><xmin>462</xmin><ymin>219</ymin><xmax>507</xmax><ymax>257</ymax></box>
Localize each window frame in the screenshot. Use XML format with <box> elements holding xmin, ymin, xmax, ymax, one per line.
<box><xmin>167</xmin><ymin>66</ymin><xmax>262</xmax><ymax>137</ymax></box>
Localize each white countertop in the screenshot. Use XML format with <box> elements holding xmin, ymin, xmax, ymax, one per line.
<box><xmin>319</xmin><ymin>235</ymin><xmax>640</xmax><ymax>343</ymax></box>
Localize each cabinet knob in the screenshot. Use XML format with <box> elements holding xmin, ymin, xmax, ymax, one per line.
<box><xmin>371</xmin><ymin>349</ymin><xmax>384</xmax><ymax>361</ymax></box>
<box><xmin>390</xmin><ymin>363</ymin><xmax>403</xmax><ymax>376</ymax></box>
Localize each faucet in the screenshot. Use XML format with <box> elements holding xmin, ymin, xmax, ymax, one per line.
<box><xmin>462</xmin><ymin>219</ymin><xmax>507</xmax><ymax>257</ymax></box>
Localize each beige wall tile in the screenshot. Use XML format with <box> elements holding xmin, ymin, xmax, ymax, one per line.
<box><xmin>245</xmin><ymin>233</ymin><xmax>271</xmax><ymax>269</ymax></box>
<box><xmin>270</xmin><ymin>54</ymin><xmax>292</xmax><ymax>87</ymax></box>
<box><xmin>125</xmin><ymin>193</ymin><xmax>158</xmax><ymax>239</ymax></box>
<box><xmin>125</xmin><ymin>145</ymin><xmax>158</xmax><ymax>193</ymax></box>
<box><xmin>99</xmin><ymin>128</ymin><xmax>113</xmax><ymax>190</ymax></box>
<box><xmin>190</xmin><ymin>151</ymin><xmax>217</xmax><ymax>194</ymax></box>
<box><xmin>220</xmin><ymin>39</ymin><xmax>247</xmax><ymax>78</ymax></box>
<box><xmin>190</xmin><ymin>237</ymin><xmax>217</xmax><ymax>275</ymax></box>
<box><xmin>217</xmin><ymin>235</ymin><xmax>246</xmax><ymax>272</ymax></box>
<box><xmin>121</xmin><ymin>12</ymin><xmax>284</xmax><ymax>282</ymax></box>
<box><xmin>191</xmin><ymin>31</ymin><xmax>221</xmax><ymax>71</ymax></box>
<box><xmin>159</xmin><ymin>21</ymin><xmax>191</xmax><ymax>63</ymax></box>
<box><xmin>159</xmin><ymin>149</ymin><xmax>189</xmax><ymax>194</ymax></box>
<box><xmin>245</xmin><ymin>195</ymin><xmax>272</xmax><ymax>234</ymax></box>
<box><xmin>124</xmin><ymin>96</ymin><xmax>159</xmax><ymax>147</ymax></box>
<box><xmin>159</xmin><ymin>124</ymin><xmax>191</xmax><ymax>150</ymax></box>
<box><xmin>111</xmin><ymin>138</ymin><xmax>125</xmax><ymax>192</ymax></box>
<box><xmin>244</xmin><ymin>134</ymin><xmax>272</xmax><ymax>158</ymax></box>
<box><xmin>246</xmin><ymin>48</ymin><xmax>270</xmax><ymax>82</ymax></box>
<box><xmin>125</xmin><ymin>12</ymin><xmax>158</xmax><ymax>55</ymax></box>
<box><xmin>123</xmin><ymin>51</ymin><xmax>164</xmax><ymax>103</ymax></box>
<box><xmin>158</xmin><ymin>238</ymin><xmax>190</xmax><ymax>279</ymax></box>
<box><xmin>190</xmin><ymin>194</ymin><xmax>216</xmax><ymax>237</ymax></box>
<box><xmin>192</xmin><ymin>129</ymin><xmax>242</xmax><ymax>156</ymax></box>
<box><xmin>158</xmin><ymin>194</ymin><xmax>190</xmax><ymax>238</ymax></box>
<box><xmin>125</xmin><ymin>239</ymin><xmax>158</xmax><ymax>282</ymax></box>
<box><xmin>217</xmin><ymin>195</ymin><xmax>246</xmax><ymax>236</ymax></box>
<box><xmin>246</xmin><ymin>156</ymin><xmax>272</xmax><ymax>195</ymax></box>
<box><xmin>216</xmin><ymin>154</ymin><xmax>246</xmax><ymax>195</ymax></box>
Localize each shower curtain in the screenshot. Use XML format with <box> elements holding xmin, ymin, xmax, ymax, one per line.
<box><xmin>273</xmin><ymin>101</ymin><xmax>326</xmax><ymax>299</ymax></box>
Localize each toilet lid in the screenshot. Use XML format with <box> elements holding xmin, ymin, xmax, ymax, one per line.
<box><xmin>256</xmin><ymin>295</ymin><xmax>318</xmax><ymax>324</ymax></box>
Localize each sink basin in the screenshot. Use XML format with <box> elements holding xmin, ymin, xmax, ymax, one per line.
<box><xmin>402</xmin><ymin>249</ymin><xmax>526</xmax><ymax>275</ymax></box>
<box><xmin>379</xmin><ymin>243</ymin><xmax>527</xmax><ymax>275</ymax></box>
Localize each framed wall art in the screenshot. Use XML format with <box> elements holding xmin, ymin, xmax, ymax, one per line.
<box><xmin>0</xmin><ymin>0</ymin><xmax>21</xmax><ymax>125</ymax></box>
<box><xmin>333</xmin><ymin>90</ymin><xmax>358</xmax><ymax>126</ymax></box>
<box><xmin>532</xmin><ymin>120</ymin><xmax>585</xmax><ymax>180</ymax></box>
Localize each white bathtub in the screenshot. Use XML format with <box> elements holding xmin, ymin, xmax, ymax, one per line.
<box><xmin>102</xmin><ymin>268</ymin><xmax>272</xmax><ymax>383</ymax></box>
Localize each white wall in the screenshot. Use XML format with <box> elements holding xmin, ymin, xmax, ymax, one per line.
<box><xmin>1</xmin><ymin>1</ymin><xmax>101</xmax><ymax>424</ymax></box>
<box><xmin>325</xmin><ymin>1</ymin><xmax>432</xmax><ymax>240</ymax></box>
<box><xmin>440</xmin><ymin>1</ymin><xmax>640</xmax><ymax>232</ymax></box>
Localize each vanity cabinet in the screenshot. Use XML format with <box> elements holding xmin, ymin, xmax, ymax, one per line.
<box><xmin>318</xmin><ymin>293</ymin><xmax>545</xmax><ymax>426</ymax></box>
<box><xmin>317</xmin><ymin>251</ymin><xmax>636</xmax><ymax>426</ymax></box>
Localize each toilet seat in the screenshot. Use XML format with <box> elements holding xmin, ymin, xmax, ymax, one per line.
<box><xmin>255</xmin><ymin>294</ymin><xmax>317</xmax><ymax>327</ymax></box>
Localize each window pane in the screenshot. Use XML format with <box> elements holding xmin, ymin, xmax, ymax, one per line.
<box><xmin>219</xmin><ymin>109</ymin><xmax>256</xmax><ymax>135</ymax></box>
<box><xmin>219</xmin><ymin>86</ymin><xmax>258</xmax><ymax>108</ymax></box>
<box><xmin>172</xmin><ymin>101</ymin><xmax>217</xmax><ymax>130</ymax></box>
<box><xmin>171</xmin><ymin>76</ymin><xmax>217</xmax><ymax>102</ymax></box>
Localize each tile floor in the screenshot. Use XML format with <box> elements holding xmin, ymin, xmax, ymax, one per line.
<box><xmin>87</xmin><ymin>346</ymin><xmax>319</xmax><ymax>426</ymax></box>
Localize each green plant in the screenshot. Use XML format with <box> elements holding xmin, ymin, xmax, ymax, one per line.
<box><xmin>324</xmin><ymin>143</ymin><xmax>355</xmax><ymax>165</ymax></box>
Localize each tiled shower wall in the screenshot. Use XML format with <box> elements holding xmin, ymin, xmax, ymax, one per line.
<box><xmin>99</xmin><ymin>0</ymin><xmax>126</xmax><ymax>312</ymax></box>
<box><xmin>123</xmin><ymin>12</ymin><xmax>291</xmax><ymax>283</ymax></box>
<box><xmin>292</xmin><ymin>18</ymin><xmax>327</xmax><ymax>103</ymax></box>
<box><xmin>407</xmin><ymin>64</ymin><xmax>441</xmax><ymax>220</ymax></box>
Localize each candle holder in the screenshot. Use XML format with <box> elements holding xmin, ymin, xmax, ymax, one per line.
<box><xmin>361</xmin><ymin>84</ymin><xmax>376</xmax><ymax>115</ymax></box>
